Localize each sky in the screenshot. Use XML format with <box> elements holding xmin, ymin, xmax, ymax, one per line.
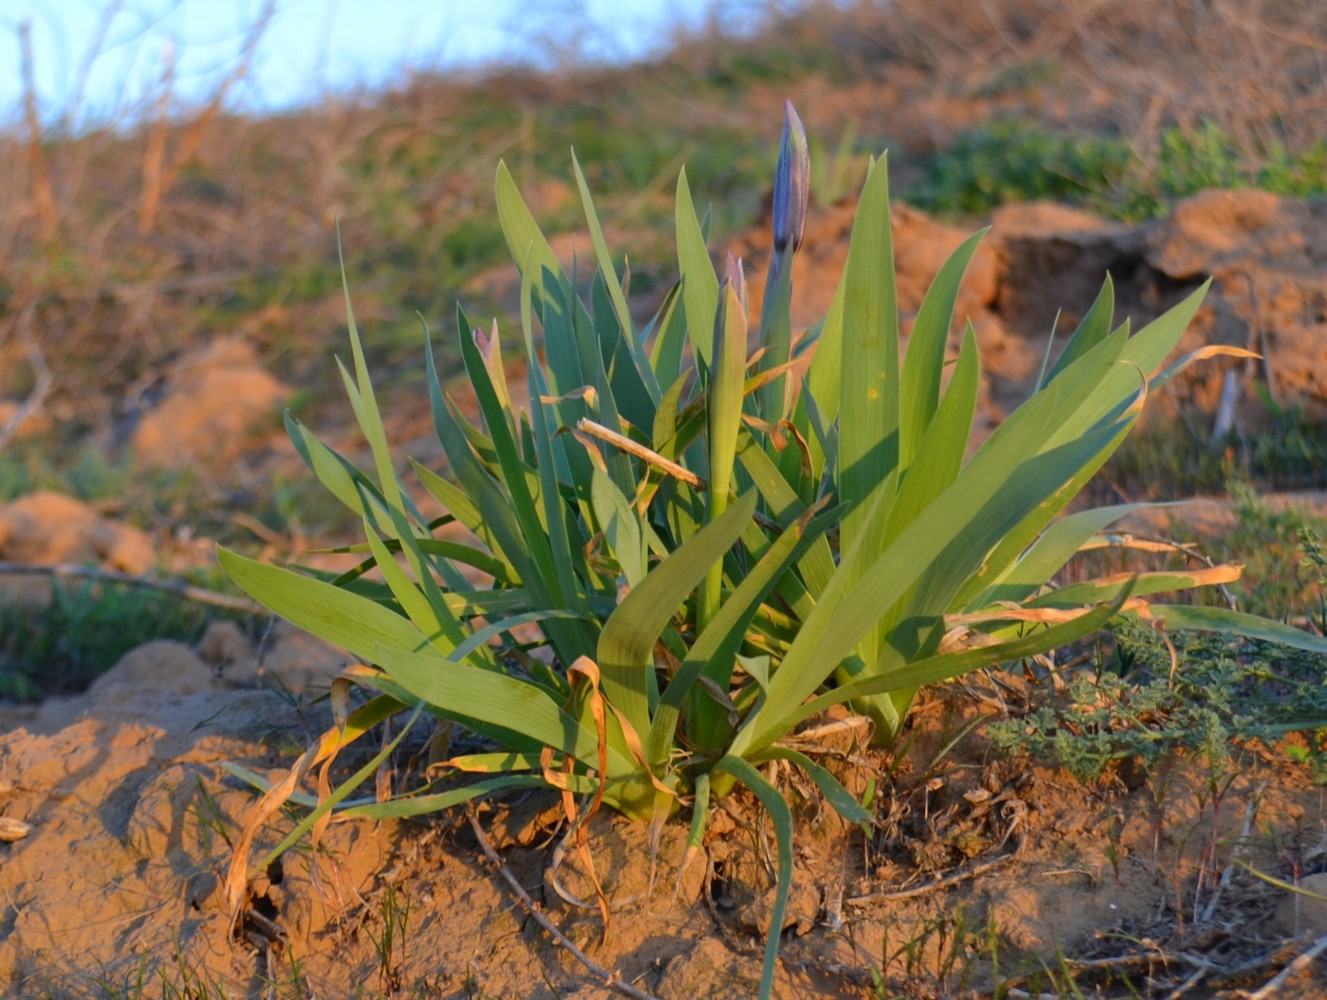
<box><xmin>0</xmin><ymin>0</ymin><xmax>749</xmax><ymax>130</ymax></box>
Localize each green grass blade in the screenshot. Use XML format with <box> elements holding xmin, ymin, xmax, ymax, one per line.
<box><xmin>835</xmin><ymin>155</ymin><xmax>900</xmax><ymax>668</ymax></box>
<box><xmin>841</xmin><ymin>323</ymin><xmax>979</xmax><ymax>730</ymax></box>
<box><xmin>257</xmin><ymin>703</ymin><xmax>423</xmax><ymax>870</ymax></box>
<box><xmin>1041</xmin><ymin>275</ymin><xmax>1115</xmax><ymax>389</ymax></box>
<box><xmin>286</xmin><ymin>415</ymin><xmax>391</xmax><ymax>524</ymax></box>
<box><xmin>1028</xmin><ymin>567</ymin><xmax>1235</xmax><ymax>607</ymax></box>
<box><xmin>1146</xmin><ymin>605</ymin><xmax>1327</xmax><ymax>653</ymax></box>
<box><xmin>411</xmin><ymin>460</ymin><xmax>521</xmax><ymax>585</ymax></box>
<box><xmin>371</xmin><ymin>641</ymin><xmax>629</xmax><ymax>773</ymax></box>
<box><xmin>756</xmin><ymin>244</ymin><xmax>795</xmax><ymax>428</ymax></box>
<box><xmin>885</xmin><ymin>322</ymin><xmax>980</xmax><ymax>542</ymax></box>
<box><xmin>900</xmin><ymin>229</ymin><xmax>986</xmax><ymax>471</ymax></box>
<box><xmin>220</xmin><ymin>546</ymin><xmax>427</xmax><ymax>658</ymax></box>
<box><xmin>334</xmin><ymin>535</ymin><xmax>513</xmax><ymax>586</ymax></box>
<box><xmin>675</xmin><ymin>168</ymin><xmax>719</xmax><ymax>370</ymax></box>
<box><xmin>573</xmin><ymin>152</ymin><xmax>661</xmax><ymax>407</ymax></box>
<box><xmin>345</xmin><ymin>774</ymin><xmax>598</xmax><ymax>819</ymax></box>
<box><xmin>701</xmin><ymin>279</ymin><xmax>748</xmax><ymax>630</ymax></box>
<box><xmin>682</xmin><ymin>771</ymin><xmax>711</xmax><ymax>880</ymax></box>
<box><xmin>733</xmin><ymin>387</ymin><xmax>1135</xmax><ymax>757</ymax></box>
<box><xmin>713</xmin><ymin>755</ymin><xmax>793</xmax><ymax>1000</ymax></box>
<box><xmin>598</xmin><ymin>492</ymin><xmax>757</xmax><ymax>741</ymax></box>
<box><xmin>592</xmin><ymin>467</ymin><xmax>646</xmax><ymax>588</ymax></box>
<box><xmin>427</xmin><ymin>386</ymin><xmax>541</xmax><ymax>589</ymax></box>
<box><xmin>651</xmin><ymin>504</ymin><xmax>811</xmax><ymax>761</ymax></box>
<box><xmin>573</xmin><ymin>152</ymin><xmax>636</xmax><ymax>346</ymax></box>
<box><xmin>590</xmin><ymin>273</ymin><xmax>657</xmax><ymax>438</ymax></box>
<box><xmin>648</xmin><ymin>282</ymin><xmax>688</xmax><ymax>391</ymax></box>
<box><xmin>755</xmin><ymin>747</ymin><xmax>872</xmax><ymax>825</ymax></box>
<box><xmin>456</xmin><ymin>304</ymin><xmax>567</xmax><ymax>594</ymax></box>
<box><xmin>976</xmin><ymin>502</ymin><xmax>1172</xmax><ymax>605</ymax></box>
<box><xmin>944</xmin><ymin>319</ymin><xmax>1135</xmax><ymax>610</ymax></box>
<box><xmin>652</xmin><ymin>372</ymin><xmax>691</xmax><ymax>458</ymax></box>
<box><xmin>363</xmin><ymin>525</ymin><xmax>484</xmax><ymax>664</ymax></box>
<box><xmin>737</xmin><ymin>431</ymin><xmax>837</xmax><ymax>599</ymax></box>
<box><xmin>787</xmin><ymin>594</ymin><xmax>1129</xmax><ymax>729</ymax></box>
<box><xmin>523</xmin><ymin>388</ymin><xmax>598</xmax><ymax>663</ymax></box>
<box><xmin>496</xmin><ymin>160</ymin><xmax>562</xmax><ymax>291</ymax></box>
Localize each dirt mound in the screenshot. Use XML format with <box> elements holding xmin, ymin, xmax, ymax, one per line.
<box><xmin>0</xmin><ymin>491</ymin><xmax>155</xmax><ymax>576</ymax></box>
<box><xmin>18</xmin><ymin>618</ymin><xmax>350</xmax><ymax>736</ymax></box>
<box><xmin>1146</xmin><ymin>190</ymin><xmax>1327</xmax><ymax>426</ymax></box>
<box><xmin>725</xmin><ymin>188</ymin><xmax>1327</xmax><ymax>434</ymax></box>
<box><xmin>977</xmin><ymin>190</ymin><xmax>1327</xmax><ymax>430</ymax></box>
<box><xmin>0</xmin><ymin>687</ymin><xmax>334</xmax><ymax>993</ymax></box>
<box><xmin>4</xmin><ymin>674</ymin><xmax>1325</xmax><ymax>997</ymax></box>
<box><xmin>0</xmin><ymin>492</ymin><xmax>156</xmax><ymax>607</ymax></box>
<box><xmin>131</xmin><ymin>340</ymin><xmax>289</xmax><ymax>475</ymax></box>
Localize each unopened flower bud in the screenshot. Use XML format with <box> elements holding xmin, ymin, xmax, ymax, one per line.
<box><xmin>772</xmin><ymin>100</ymin><xmax>809</xmax><ymax>254</ymax></box>
<box><xmin>722</xmin><ymin>252</ymin><xmax>748</xmax><ymax>316</ymax></box>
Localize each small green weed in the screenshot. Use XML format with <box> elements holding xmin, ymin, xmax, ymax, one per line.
<box><xmin>1120</xmin><ymin>122</ymin><xmax>1327</xmax><ymax>219</ymax></box>
<box><xmin>1219</xmin><ymin>486</ymin><xmax>1327</xmax><ymax>622</ymax></box>
<box><xmin>0</xmin><ymin>576</ymin><xmax>244</xmax><ymax>702</ymax></box>
<box><xmin>371</xmin><ymin>883</ymin><xmax>412</xmax><ymax>994</ymax></box>
<box><xmin>990</xmin><ymin>616</ymin><xmax>1327</xmax><ymax>786</ymax></box>
<box><xmin>1105</xmin><ymin>418</ymin><xmax>1327</xmax><ymax>502</ymax></box>
<box><xmin>0</xmin><ymin>441</ymin><xmax>138</xmax><ymax>504</ymax></box>
<box><xmin>906</xmin><ymin>121</ymin><xmax>1131</xmax><ymax>218</ymax></box>
<box><xmin>875</xmin><ymin>906</ymin><xmax>980</xmax><ymax>998</ymax></box>
<box><xmin>809</xmin><ymin>119</ymin><xmax>871</xmax><ymax>207</ymax></box>
<box><xmin>906</xmin><ymin>118</ymin><xmax>1327</xmax><ymax>221</ymax></box>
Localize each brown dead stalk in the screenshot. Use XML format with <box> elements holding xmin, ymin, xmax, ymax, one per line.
<box><xmin>18</xmin><ymin>21</ymin><xmax>58</xmax><ymax>243</ymax></box>
<box><xmin>0</xmin><ymin>299</ymin><xmax>52</xmax><ymax>453</ymax></box>
<box><xmin>136</xmin><ymin>0</ymin><xmax>275</xmax><ymax>234</ymax></box>
<box><xmin>0</xmin><ymin>561</ymin><xmax>261</xmax><ymax>614</ymax></box>
<box><xmin>467</xmin><ymin>805</ymin><xmax>662</xmax><ymax>1000</ymax></box>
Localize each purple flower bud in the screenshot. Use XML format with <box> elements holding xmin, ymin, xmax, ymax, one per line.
<box><xmin>722</xmin><ymin>252</ymin><xmax>748</xmax><ymax>316</ymax></box>
<box><xmin>473</xmin><ymin>318</ymin><xmax>502</xmax><ymax>363</ymax></box>
<box><xmin>772</xmin><ymin>100</ymin><xmax>809</xmax><ymax>254</ymax></box>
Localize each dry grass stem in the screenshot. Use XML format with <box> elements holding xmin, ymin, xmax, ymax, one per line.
<box><xmin>0</xmin><ymin>562</ymin><xmax>260</xmax><ymax>613</ymax></box>
<box><xmin>466</xmin><ymin>806</ymin><xmax>662</xmax><ymax>1000</ymax></box>
<box><xmin>1247</xmin><ymin>931</ymin><xmax>1327</xmax><ymax>999</ymax></box>
<box><xmin>18</xmin><ymin>21</ymin><xmax>57</xmax><ymax>243</ymax></box>
<box><xmin>576</xmin><ymin>418</ymin><xmax>707</xmax><ymax>490</ymax></box>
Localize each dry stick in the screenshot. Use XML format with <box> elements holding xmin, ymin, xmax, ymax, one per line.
<box><xmin>1248</xmin><ymin>932</ymin><xmax>1327</xmax><ymax>1000</ymax></box>
<box><xmin>0</xmin><ymin>301</ymin><xmax>52</xmax><ymax>453</ymax></box>
<box><xmin>18</xmin><ymin>20</ymin><xmax>58</xmax><ymax>243</ymax></box>
<box><xmin>136</xmin><ymin>39</ymin><xmax>175</xmax><ymax>235</ymax></box>
<box><xmin>1165</xmin><ymin>960</ymin><xmax>1212</xmax><ymax>1000</ymax></box>
<box><xmin>846</xmin><ymin>813</ymin><xmax>1026</xmax><ymax>905</ymax></box>
<box><xmin>61</xmin><ymin>0</ymin><xmax>123</xmax><ymax>133</ymax></box>
<box><xmin>466</xmin><ymin>807</ymin><xmax>661</xmax><ymax>1000</ymax></box>
<box><xmin>845</xmin><ymin>845</ymin><xmax>1020</xmax><ymax>904</ymax></box>
<box><xmin>0</xmin><ymin>562</ymin><xmax>261</xmax><ymax>614</ymax></box>
<box><xmin>137</xmin><ymin>0</ymin><xmax>276</xmax><ymax>233</ymax></box>
<box><xmin>1198</xmin><ymin>782</ymin><xmax>1264</xmax><ymax>925</ymax></box>
<box><xmin>576</xmin><ymin>418</ymin><xmax>706</xmax><ymax>490</ymax></box>
<box><xmin>1062</xmin><ymin>950</ymin><xmax>1210</xmax><ymax>973</ymax></box>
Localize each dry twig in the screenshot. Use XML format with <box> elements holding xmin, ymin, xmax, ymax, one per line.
<box><xmin>0</xmin><ymin>300</ymin><xmax>52</xmax><ymax>453</ymax></box>
<box><xmin>1248</xmin><ymin>932</ymin><xmax>1327</xmax><ymax>999</ymax></box>
<box><xmin>0</xmin><ymin>562</ymin><xmax>260</xmax><ymax>613</ymax></box>
<box><xmin>846</xmin><ymin>815</ymin><xmax>1025</xmax><ymax>905</ymax></box>
<box><xmin>137</xmin><ymin>0</ymin><xmax>276</xmax><ymax>233</ymax></box>
<box><xmin>18</xmin><ymin>20</ymin><xmax>58</xmax><ymax>242</ymax></box>
<box><xmin>467</xmin><ymin>806</ymin><xmax>662</xmax><ymax>1000</ymax></box>
<box><xmin>1198</xmin><ymin>782</ymin><xmax>1264</xmax><ymax>924</ymax></box>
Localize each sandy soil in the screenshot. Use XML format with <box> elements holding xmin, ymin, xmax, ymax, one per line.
<box><xmin>4</xmin><ymin>666</ymin><xmax>1327</xmax><ymax>998</ymax></box>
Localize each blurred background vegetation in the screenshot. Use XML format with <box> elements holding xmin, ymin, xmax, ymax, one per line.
<box><xmin>2</xmin><ymin>0</ymin><xmax>1327</xmax><ymax>698</ymax></box>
